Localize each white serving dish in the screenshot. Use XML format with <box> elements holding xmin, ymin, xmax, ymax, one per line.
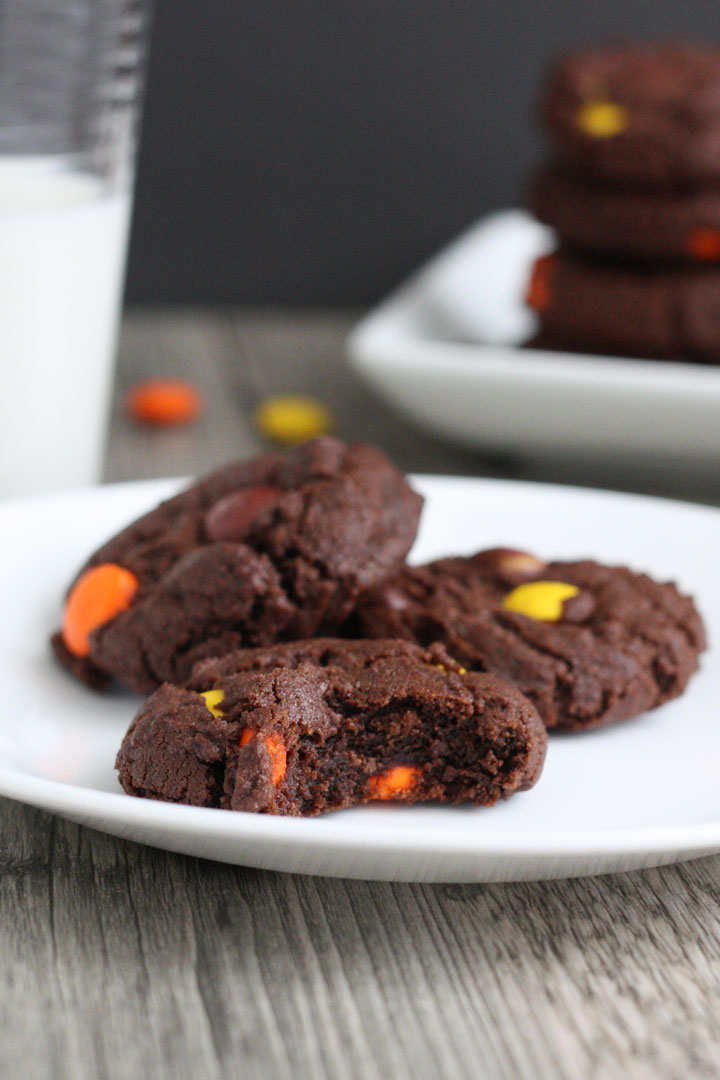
<box><xmin>348</xmin><ymin>211</ymin><xmax>720</xmax><ymax>464</ymax></box>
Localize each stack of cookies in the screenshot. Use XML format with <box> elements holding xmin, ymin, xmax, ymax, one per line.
<box><xmin>52</xmin><ymin>438</ymin><xmax>705</xmax><ymax>817</ymax></box>
<box><xmin>527</xmin><ymin>41</ymin><xmax>720</xmax><ymax>362</ymax></box>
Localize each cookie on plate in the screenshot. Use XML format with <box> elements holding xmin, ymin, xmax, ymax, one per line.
<box><xmin>525</xmin><ymin>250</ymin><xmax>720</xmax><ymax>360</ymax></box>
<box><xmin>347</xmin><ymin>549</ymin><xmax>706</xmax><ymax>732</ymax></box>
<box><xmin>51</xmin><ymin>438</ymin><xmax>423</xmax><ymax>693</ymax></box>
<box><xmin>115</xmin><ymin>639</ymin><xmax>547</xmax><ymax>815</ymax></box>
<box><xmin>541</xmin><ymin>42</ymin><xmax>720</xmax><ymax>186</ymax></box>
<box><xmin>531</xmin><ymin>165</ymin><xmax>720</xmax><ymax>263</ymax></box>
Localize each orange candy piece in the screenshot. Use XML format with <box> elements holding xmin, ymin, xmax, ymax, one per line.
<box><xmin>126</xmin><ymin>378</ymin><xmax>204</xmax><ymax>427</ymax></box>
<box><xmin>240</xmin><ymin>729</ymin><xmax>287</xmax><ymax>786</ymax></box>
<box><xmin>367</xmin><ymin>765</ymin><xmax>422</xmax><ymax>801</ymax></box>
<box><xmin>62</xmin><ymin>563</ymin><xmax>139</xmax><ymax>657</ymax></box>
<box><xmin>686</xmin><ymin>227</ymin><xmax>720</xmax><ymax>261</ymax></box>
<box><xmin>525</xmin><ymin>254</ymin><xmax>556</xmax><ymax>312</ymax></box>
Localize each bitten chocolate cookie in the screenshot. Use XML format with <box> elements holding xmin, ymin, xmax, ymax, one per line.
<box><xmin>541</xmin><ymin>42</ymin><xmax>720</xmax><ymax>185</ymax></box>
<box><xmin>115</xmin><ymin>639</ymin><xmax>547</xmax><ymax>815</ymax></box>
<box><xmin>531</xmin><ymin>165</ymin><xmax>720</xmax><ymax>263</ymax></box>
<box><xmin>347</xmin><ymin>549</ymin><xmax>706</xmax><ymax>732</ymax></box>
<box><xmin>52</xmin><ymin>438</ymin><xmax>423</xmax><ymax>693</ymax></box>
<box><xmin>525</xmin><ymin>251</ymin><xmax>720</xmax><ymax>361</ymax></box>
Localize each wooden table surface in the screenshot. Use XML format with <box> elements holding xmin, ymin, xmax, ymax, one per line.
<box><xmin>3</xmin><ymin>309</ymin><xmax>720</xmax><ymax>1080</ymax></box>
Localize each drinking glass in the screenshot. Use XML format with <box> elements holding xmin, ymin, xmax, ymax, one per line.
<box><xmin>0</xmin><ymin>0</ymin><xmax>150</xmax><ymax>496</ymax></box>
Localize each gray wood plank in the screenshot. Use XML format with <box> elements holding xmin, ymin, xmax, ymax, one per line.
<box><xmin>105</xmin><ymin>309</ymin><xmax>263</xmax><ymax>484</ymax></box>
<box><xmin>4</xmin><ymin>799</ymin><xmax>720</xmax><ymax>1080</ymax></box>
<box><xmin>105</xmin><ymin>307</ymin><xmax>509</xmax><ymax>484</ymax></box>
<box><xmin>3</xmin><ymin>308</ymin><xmax>720</xmax><ymax>1080</ymax></box>
<box><xmin>107</xmin><ymin>308</ymin><xmax>720</xmax><ymax>504</ymax></box>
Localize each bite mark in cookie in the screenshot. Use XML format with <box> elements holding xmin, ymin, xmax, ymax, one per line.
<box><xmin>115</xmin><ymin>639</ymin><xmax>547</xmax><ymax>815</ymax></box>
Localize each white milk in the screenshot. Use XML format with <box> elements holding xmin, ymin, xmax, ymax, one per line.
<box><xmin>0</xmin><ymin>158</ymin><xmax>131</xmax><ymax>496</ymax></box>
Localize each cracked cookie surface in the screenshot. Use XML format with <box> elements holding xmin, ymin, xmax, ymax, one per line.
<box><xmin>346</xmin><ymin>550</ymin><xmax>706</xmax><ymax>732</ymax></box>
<box><xmin>52</xmin><ymin>438</ymin><xmax>423</xmax><ymax>693</ymax></box>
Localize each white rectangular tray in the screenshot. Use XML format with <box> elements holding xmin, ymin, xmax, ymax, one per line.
<box><xmin>348</xmin><ymin>211</ymin><xmax>720</xmax><ymax>464</ymax></box>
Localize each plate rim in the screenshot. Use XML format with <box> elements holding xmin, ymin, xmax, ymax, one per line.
<box><xmin>3</xmin><ymin>764</ymin><xmax>720</xmax><ymax>860</ymax></box>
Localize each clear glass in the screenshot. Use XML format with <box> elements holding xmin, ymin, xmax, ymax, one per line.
<box><xmin>0</xmin><ymin>0</ymin><xmax>150</xmax><ymax>496</ymax></box>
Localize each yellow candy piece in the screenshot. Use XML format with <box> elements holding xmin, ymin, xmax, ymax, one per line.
<box><xmin>200</xmin><ymin>689</ymin><xmax>225</xmax><ymax>717</ymax></box>
<box><xmin>576</xmin><ymin>99</ymin><xmax>628</xmax><ymax>138</ymax></box>
<box><xmin>254</xmin><ymin>395</ymin><xmax>333</xmax><ymax>445</ymax></box>
<box><xmin>432</xmin><ymin>662</ymin><xmax>468</xmax><ymax>675</ymax></box>
<box><xmin>502</xmin><ymin>581</ymin><xmax>579</xmax><ymax>622</ymax></box>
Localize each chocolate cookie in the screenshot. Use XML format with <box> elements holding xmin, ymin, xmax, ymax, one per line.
<box><xmin>347</xmin><ymin>549</ymin><xmax>706</xmax><ymax>732</ymax></box>
<box><xmin>115</xmin><ymin>639</ymin><xmax>547</xmax><ymax>815</ymax></box>
<box><xmin>531</xmin><ymin>165</ymin><xmax>720</xmax><ymax>263</ymax></box>
<box><xmin>52</xmin><ymin>438</ymin><xmax>423</xmax><ymax>693</ymax></box>
<box><xmin>525</xmin><ymin>251</ymin><xmax>720</xmax><ymax>361</ymax></box>
<box><xmin>541</xmin><ymin>42</ymin><xmax>720</xmax><ymax>186</ymax></box>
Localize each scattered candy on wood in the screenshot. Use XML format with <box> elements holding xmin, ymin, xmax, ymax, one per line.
<box><xmin>62</xmin><ymin>563</ymin><xmax>139</xmax><ymax>657</ymax></box>
<box><xmin>126</xmin><ymin>378</ymin><xmax>204</xmax><ymax>427</ymax></box>
<box><xmin>254</xmin><ymin>395</ymin><xmax>333</xmax><ymax>445</ymax></box>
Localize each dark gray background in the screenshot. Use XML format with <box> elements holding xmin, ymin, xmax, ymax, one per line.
<box><xmin>126</xmin><ymin>1</ymin><xmax>719</xmax><ymax>305</ymax></box>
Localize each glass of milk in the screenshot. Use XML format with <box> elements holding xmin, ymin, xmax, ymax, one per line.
<box><xmin>0</xmin><ymin>0</ymin><xmax>150</xmax><ymax>496</ymax></box>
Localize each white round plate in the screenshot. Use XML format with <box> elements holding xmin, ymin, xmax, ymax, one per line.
<box><xmin>0</xmin><ymin>476</ymin><xmax>718</xmax><ymax>882</ymax></box>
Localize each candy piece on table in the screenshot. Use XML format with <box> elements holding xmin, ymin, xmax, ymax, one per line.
<box><xmin>62</xmin><ymin>563</ymin><xmax>139</xmax><ymax>657</ymax></box>
<box><xmin>126</xmin><ymin>378</ymin><xmax>204</xmax><ymax>427</ymax></box>
<box><xmin>502</xmin><ymin>581</ymin><xmax>580</xmax><ymax>621</ymax></box>
<box><xmin>254</xmin><ymin>395</ymin><xmax>333</xmax><ymax>445</ymax></box>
